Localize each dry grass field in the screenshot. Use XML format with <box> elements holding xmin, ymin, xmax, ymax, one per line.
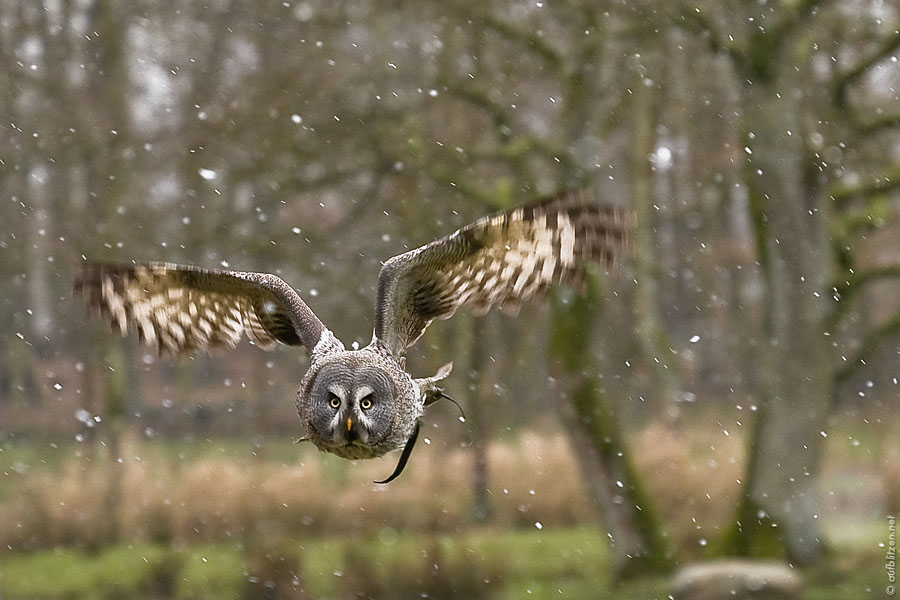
<box><xmin>0</xmin><ymin>412</ymin><xmax>893</xmax><ymax>598</ymax></box>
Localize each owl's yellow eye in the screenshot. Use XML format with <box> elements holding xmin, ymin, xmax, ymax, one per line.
<box><xmin>360</xmin><ymin>396</ymin><xmax>373</xmax><ymax>410</ymax></box>
<box><xmin>329</xmin><ymin>395</ymin><xmax>341</xmax><ymax>409</ymax></box>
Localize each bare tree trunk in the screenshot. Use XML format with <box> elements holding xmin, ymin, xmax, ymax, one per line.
<box><xmin>630</xmin><ymin>76</ymin><xmax>683</xmax><ymax>416</ymax></box>
<box><xmin>25</xmin><ymin>163</ymin><xmax>55</xmax><ymax>360</ymax></box>
<box><xmin>77</xmin><ymin>0</ymin><xmax>136</xmax><ymax>546</ymax></box>
<box><xmin>725</xmin><ymin>79</ymin><xmax>830</xmax><ymax>565</ymax></box>
<box><xmin>8</xmin><ymin>3</ymin><xmax>58</xmax><ymax>372</ymax></box>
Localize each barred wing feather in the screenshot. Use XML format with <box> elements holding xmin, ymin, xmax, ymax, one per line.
<box><xmin>374</xmin><ymin>189</ymin><xmax>631</xmax><ymax>357</ymax></box>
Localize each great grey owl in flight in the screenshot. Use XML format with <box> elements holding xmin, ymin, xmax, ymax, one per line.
<box><xmin>75</xmin><ymin>189</ymin><xmax>630</xmax><ymax>482</ymax></box>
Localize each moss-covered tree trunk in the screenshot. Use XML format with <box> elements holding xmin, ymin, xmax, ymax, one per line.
<box><xmin>550</xmin><ymin>285</ymin><xmax>671</xmax><ymax>579</ymax></box>
<box><xmin>451</xmin><ymin>312</ymin><xmax>494</xmax><ymax>523</ymax></box>
<box><xmin>467</xmin><ymin>314</ymin><xmax>494</xmax><ymax>523</ymax></box>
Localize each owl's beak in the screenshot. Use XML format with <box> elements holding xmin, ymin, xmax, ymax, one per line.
<box><xmin>342</xmin><ymin>413</ymin><xmax>365</xmax><ymax>445</ymax></box>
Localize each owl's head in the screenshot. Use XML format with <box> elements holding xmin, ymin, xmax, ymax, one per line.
<box><xmin>300</xmin><ymin>350</ymin><xmax>415</xmax><ymax>461</ymax></box>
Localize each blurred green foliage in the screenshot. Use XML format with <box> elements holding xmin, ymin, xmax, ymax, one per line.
<box><xmin>0</xmin><ymin>528</ymin><xmax>886</xmax><ymax>600</ymax></box>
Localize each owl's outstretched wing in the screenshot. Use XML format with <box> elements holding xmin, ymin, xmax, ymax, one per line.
<box><xmin>75</xmin><ymin>263</ymin><xmax>332</xmax><ymax>356</ymax></box>
<box><xmin>374</xmin><ymin>189</ymin><xmax>632</xmax><ymax>357</ymax></box>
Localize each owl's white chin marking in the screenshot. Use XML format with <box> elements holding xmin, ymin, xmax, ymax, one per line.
<box><xmin>330</xmin><ymin>416</ymin><xmax>370</xmax><ymax>448</ymax></box>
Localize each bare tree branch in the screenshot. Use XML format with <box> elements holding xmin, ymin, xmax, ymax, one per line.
<box><xmin>675</xmin><ymin>6</ymin><xmax>749</xmax><ymax>74</ymax></box>
<box><xmin>829</xmin><ymin>164</ymin><xmax>900</xmax><ymax>208</ymax></box>
<box><xmin>831</xmin><ymin>264</ymin><xmax>900</xmax><ymax>313</ymax></box>
<box><xmin>471</xmin><ymin>11</ymin><xmax>565</xmax><ymax>72</ymax></box>
<box><xmin>833</xmin><ymin>310</ymin><xmax>900</xmax><ymax>389</ymax></box>
<box><xmin>858</xmin><ymin>115</ymin><xmax>900</xmax><ymax>135</ymax></box>
<box><xmin>676</xmin><ymin>0</ymin><xmax>833</xmax><ymax>82</ymax></box>
<box><xmin>442</xmin><ymin>82</ymin><xmax>515</xmax><ymax>135</ymax></box>
<box><xmin>833</xmin><ymin>29</ymin><xmax>900</xmax><ymax>108</ymax></box>
<box><xmin>770</xmin><ymin>0</ymin><xmax>835</xmax><ymax>41</ymax></box>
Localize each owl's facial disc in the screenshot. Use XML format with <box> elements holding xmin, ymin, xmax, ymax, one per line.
<box><xmin>307</xmin><ymin>359</ymin><xmax>397</xmax><ymax>456</ymax></box>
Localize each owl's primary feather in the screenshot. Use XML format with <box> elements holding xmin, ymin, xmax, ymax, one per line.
<box><xmin>74</xmin><ymin>263</ymin><xmax>331</xmax><ymax>356</ymax></box>
<box><xmin>374</xmin><ymin>188</ymin><xmax>630</xmax><ymax>356</ymax></box>
<box><xmin>75</xmin><ymin>189</ymin><xmax>631</xmax><ymax>480</ymax></box>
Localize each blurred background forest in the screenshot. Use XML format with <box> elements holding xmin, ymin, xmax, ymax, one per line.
<box><xmin>1</xmin><ymin>0</ymin><xmax>899</xmax><ymax>598</ymax></box>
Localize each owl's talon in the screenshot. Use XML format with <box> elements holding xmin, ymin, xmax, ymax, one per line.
<box><xmin>433</xmin><ymin>390</ymin><xmax>466</xmax><ymax>421</ymax></box>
